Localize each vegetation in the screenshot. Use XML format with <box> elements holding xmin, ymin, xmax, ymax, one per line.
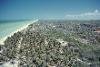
<box><xmin>0</xmin><ymin>20</ymin><xmax>100</xmax><ymax>67</ymax></box>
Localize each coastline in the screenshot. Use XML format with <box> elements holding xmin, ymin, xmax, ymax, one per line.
<box><xmin>0</xmin><ymin>19</ymin><xmax>38</xmax><ymax>45</ymax></box>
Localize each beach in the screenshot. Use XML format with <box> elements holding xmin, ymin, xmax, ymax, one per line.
<box><xmin>0</xmin><ymin>19</ymin><xmax>38</xmax><ymax>45</ymax></box>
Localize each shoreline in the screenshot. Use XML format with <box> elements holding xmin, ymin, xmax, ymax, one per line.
<box><xmin>0</xmin><ymin>19</ymin><xmax>38</xmax><ymax>45</ymax></box>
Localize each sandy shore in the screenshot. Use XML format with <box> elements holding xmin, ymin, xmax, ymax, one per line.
<box><xmin>0</xmin><ymin>19</ymin><xmax>38</xmax><ymax>45</ymax></box>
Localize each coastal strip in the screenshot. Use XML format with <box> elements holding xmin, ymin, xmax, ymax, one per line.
<box><xmin>0</xmin><ymin>19</ymin><xmax>38</xmax><ymax>45</ymax></box>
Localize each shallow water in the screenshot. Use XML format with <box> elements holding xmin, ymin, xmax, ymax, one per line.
<box><xmin>0</xmin><ymin>20</ymin><xmax>34</xmax><ymax>39</ymax></box>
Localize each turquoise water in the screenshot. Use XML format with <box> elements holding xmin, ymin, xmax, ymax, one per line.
<box><xmin>0</xmin><ymin>20</ymin><xmax>34</xmax><ymax>39</ymax></box>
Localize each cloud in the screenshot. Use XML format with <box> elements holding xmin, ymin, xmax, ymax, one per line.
<box><xmin>80</xmin><ymin>10</ymin><xmax>100</xmax><ymax>16</ymax></box>
<box><xmin>65</xmin><ymin>10</ymin><xmax>100</xmax><ymax>19</ymax></box>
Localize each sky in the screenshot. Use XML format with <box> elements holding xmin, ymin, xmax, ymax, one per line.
<box><xmin>0</xmin><ymin>0</ymin><xmax>100</xmax><ymax>20</ymax></box>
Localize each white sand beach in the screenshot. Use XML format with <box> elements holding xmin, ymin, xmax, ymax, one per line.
<box><xmin>0</xmin><ymin>19</ymin><xmax>38</xmax><ymax>45</ymax></box>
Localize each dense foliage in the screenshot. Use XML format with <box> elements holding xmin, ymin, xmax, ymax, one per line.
<box><xmin>0</xmin><ymin>20</ymin><xmax>100</xmax><ymax>67</ymax></box>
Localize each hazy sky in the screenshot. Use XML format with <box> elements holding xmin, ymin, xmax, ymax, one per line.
<box><xmin>0</xmin><ymin>0</ymin><xmax>100</xmax><ymax>20</ymax></box>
